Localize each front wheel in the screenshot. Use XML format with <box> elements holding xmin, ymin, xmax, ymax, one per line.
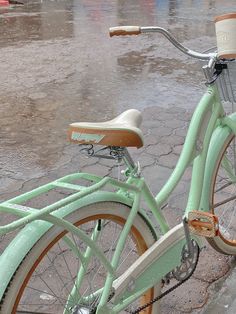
<box><xmin>0</xmin><ymin>202</ymin><xmax>160</xmax><ymax>314</ymax></box>
<box><xmin>208</xmin><ymin>133</ymin><xmax>236</xmax><ymax>254</ymax></box>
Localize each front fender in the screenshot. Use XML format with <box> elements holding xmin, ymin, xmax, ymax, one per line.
<box><xmin>200</xmin><ymin>113</ymin><xmax>236</xmax><ymax>211</ymax></box>
<box><xmin>0</xmin><ymin>191</ymin><xmax>134</xmax><ymax>300</ymax></box>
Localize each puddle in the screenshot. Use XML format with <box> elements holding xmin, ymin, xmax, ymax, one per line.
<box><xmin>0</xmin><ymin>0</ymin><xmax>235</xmax><ymax>182</ymax></box>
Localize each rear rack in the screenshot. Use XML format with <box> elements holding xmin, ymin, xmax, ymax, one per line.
<box><xmin>0</xmin><ymin>173</ymin><xmax>136</xmax><ymax>235</ymax></box>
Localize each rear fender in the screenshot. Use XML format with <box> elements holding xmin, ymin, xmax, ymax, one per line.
<box><xmin>0</xmin><ymin>191</ymin><xmax>140</xmax><ymax>300</ymax></box>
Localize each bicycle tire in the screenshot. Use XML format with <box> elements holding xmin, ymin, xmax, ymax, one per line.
<box><xmin>207</xmin><ymin>133</ymin><xmax>236</xmax><ymax>254</ymax></box>
<box><xmin>0</xmin><ymin>201</ymin><xmax>160</xmax><ymax>314</ymax></box>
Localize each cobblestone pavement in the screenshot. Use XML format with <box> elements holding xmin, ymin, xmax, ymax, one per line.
<box><xmin>1</xmin><ymin>104</ymin><xmax>235</xmax><ymax>313</ymax></box>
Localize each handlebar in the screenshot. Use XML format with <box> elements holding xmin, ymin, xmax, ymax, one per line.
<box><xmin>109</xmin><ymin>26</ymin><xmax>141</xmax><ymax>37</ymax></box>
<box><xmin>109</xmin><ymin>26</ymin><xmax>217</xmax><ymax>61</ymax></box>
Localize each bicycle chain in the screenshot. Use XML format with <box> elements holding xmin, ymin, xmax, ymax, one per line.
<box><xmin>129</xmin><ymin>243</ymin><xmax>200</xmax><ymax>314</ymax></box>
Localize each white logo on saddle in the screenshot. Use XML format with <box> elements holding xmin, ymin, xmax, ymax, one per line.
<box><xmin>71</xmin><ymin>131</ymin><xmax>105</xmax><ymax>143</ymax></box>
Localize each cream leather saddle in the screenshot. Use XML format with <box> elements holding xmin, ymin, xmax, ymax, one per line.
<box><xmin>68</xmin><ymin>109</ymin><xmax>144</xmax><ymax>148</ymax></box>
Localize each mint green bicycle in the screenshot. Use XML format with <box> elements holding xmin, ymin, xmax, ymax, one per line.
<box><xmin>0</xmin><ymin>14</ymin><xmax>236</xmax><ymax>314</ymax></box>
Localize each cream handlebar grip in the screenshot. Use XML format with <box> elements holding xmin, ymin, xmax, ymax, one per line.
<box><xmin>109</xmin><ymin>26</ymin><xmax>141</xmax><ymax>37</ymax></box>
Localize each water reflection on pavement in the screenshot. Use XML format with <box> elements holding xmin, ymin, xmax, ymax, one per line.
<box><xmin>1</xmin><ymin>0</ymin><xmax>235</xmax><ymax>180</ymax></box>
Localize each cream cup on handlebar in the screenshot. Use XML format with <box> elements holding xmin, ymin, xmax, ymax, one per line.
<box><xmin>215</xmin><ymin>13</ymin><xmax>236</xmax><ymax>59</ymax></box>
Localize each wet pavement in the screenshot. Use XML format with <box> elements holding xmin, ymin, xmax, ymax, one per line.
<box><xmin>1</xmin><ymin>0</ymin><xmax>236</xmax><ymax>313</ymax></box>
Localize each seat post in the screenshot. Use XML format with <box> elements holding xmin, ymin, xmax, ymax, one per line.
<box><xmin>122</xmin><ymin>148</ymin><xmax>136</xmax><ymax>172</ymax></box>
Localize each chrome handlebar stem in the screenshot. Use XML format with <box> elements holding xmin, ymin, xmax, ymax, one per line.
<box><xmin>140</xmin><ymin>26</ymin><xmax>218</xmax><ymax>81</ymax></box>
<box><xmin>140</xmin><ymin>27</ymin><xmax>216</xmax><ymax>60</ymax></box>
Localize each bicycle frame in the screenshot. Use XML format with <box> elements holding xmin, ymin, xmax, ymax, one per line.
<box><xmin>0</xmin><ymin>82</ymin><xmax>236</xmax><ymax>312</ymax></box>
<box><xmin>156</xmin><ymin>84</ymin><xmax>226</xmax><ymax>212</ymax></box>
<box><xmin>95</xmin><ymin>83</ymin><xmax>234</xmax><ymax>313</ymax></box>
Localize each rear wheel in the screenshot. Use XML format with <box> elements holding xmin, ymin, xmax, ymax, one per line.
<box><xmin>0</xmin><ymin>202</ymin><xmax>159</xmax><ymax>313</ymax></box>
<box><xmin>208</xmin><ymin>134</ymin><xmax>236</xmax><ymax>254</ymax></box>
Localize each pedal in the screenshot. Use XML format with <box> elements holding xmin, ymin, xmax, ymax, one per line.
<box><xmin>188</xmin><ymin>211</ymin><xmax>219</xmax><ymax>237</ymax></box>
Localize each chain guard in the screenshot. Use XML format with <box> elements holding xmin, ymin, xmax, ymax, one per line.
<box><xmin>129</xmin><ymin>239</ymin><xmax>200</xmax><ymax>314</ymax></box>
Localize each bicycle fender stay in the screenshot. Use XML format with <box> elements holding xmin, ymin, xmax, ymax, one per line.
<box><xmin>199</xmin><ymin>112</ymin><xmax>236</xmax><ymax>212</ymax></box>
<box><xmin>0</xmin><ymin>191</ymin><xmax>136</xmax><ymax>300</ymax></box>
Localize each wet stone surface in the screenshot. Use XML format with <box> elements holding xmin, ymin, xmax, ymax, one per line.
<box><xmin>1</xmin><ymin>0</ymin><xmax>236</xmax><ymax>313</ymax></box>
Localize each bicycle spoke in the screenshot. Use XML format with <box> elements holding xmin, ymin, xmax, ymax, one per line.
<box><xmin>17</xmin><ymin>311</ymin><xmax>54</xmax><ymax>314</ymax></box>
<box><xmin>211</xmin><ymin>135</ymin><xmax>236</xmax><ymax>244</ymax></box>
<box><xmin>213</xmin><ymin>194</ymin><xmax>236</xmax><ymax>208</ymax></box>
<box><xmin>22</xmin><ymin>286</ymin><xmax>70</xmax><ymax>304</ymax></box>
<box><xmin>215</xmin><ymin>181</ymin><xmax>233</xmax><ymax>193</ymax></box>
